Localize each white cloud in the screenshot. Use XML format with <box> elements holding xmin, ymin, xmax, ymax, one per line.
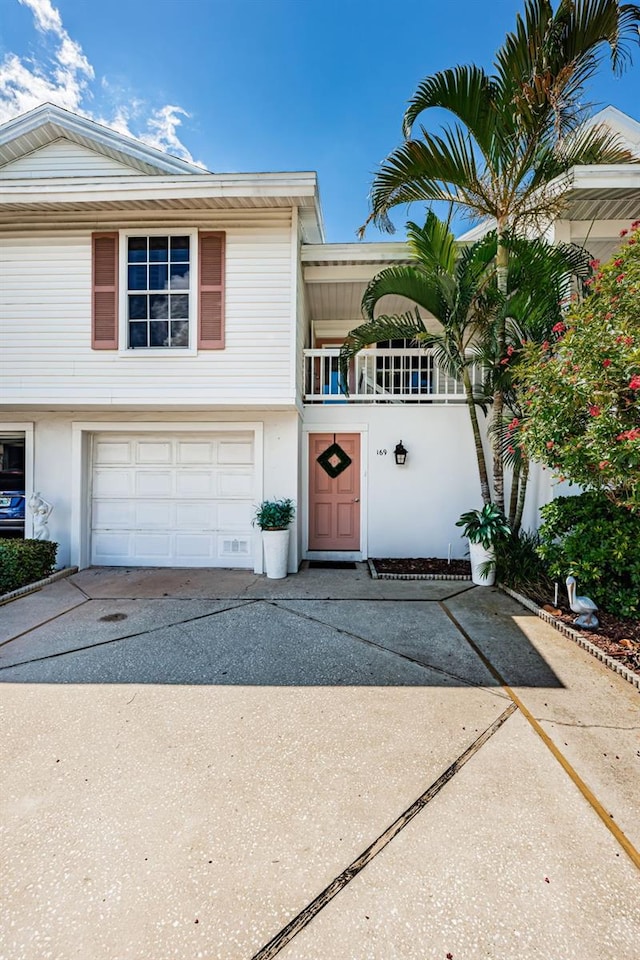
<box><xmin>0</xmin><ymin>0</ymin><xmax>198</xmax><ymax>164</ymax></box>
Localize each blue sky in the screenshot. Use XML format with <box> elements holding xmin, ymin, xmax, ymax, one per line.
<box><xmin>1</xmin><ymin>0</ymin><xmax>638</xmax><ymax>241</ymax></box>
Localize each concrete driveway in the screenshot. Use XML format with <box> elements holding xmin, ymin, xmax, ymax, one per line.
<box><xmin>1</xmin><ymin>565</ymin><xmax>639</xmax><ymax>960</ymax></box>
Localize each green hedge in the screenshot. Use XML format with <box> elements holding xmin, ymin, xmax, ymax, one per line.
<box><xmin>538</xmin><ymin>493</ymin><xmax>640</xmax><ymax>620</ymax></box>
<box><xmin>0</xmin><ymin>539</ymin><xmax>58</xmax><ymax>595</ymax></box>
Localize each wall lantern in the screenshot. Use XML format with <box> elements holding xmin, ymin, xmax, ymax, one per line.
<box><xmin>394</xmin><ymin>441</ymin><xmax>408</xmax><ymax>465</ymax></box>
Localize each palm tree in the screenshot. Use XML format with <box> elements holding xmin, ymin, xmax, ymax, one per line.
<box><xmin>359</xmin><ymin>0</ymin><xmax>640</xmax><ymax>513</ymax></box>
<box><xmin>341</xmin><ymin>213</ymin><xmax>592</xmax><ymax>519</ymax></box>
<box><xmin>342</xmin><ymin>213</ymin><xmax>496</xmax><ymax>504</ymax></box>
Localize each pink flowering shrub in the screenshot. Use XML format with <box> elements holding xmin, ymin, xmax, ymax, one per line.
<box><xmin>517</xmin><ymin>224</ymin><xmax>640</xmax><ymax>512</ymax></box>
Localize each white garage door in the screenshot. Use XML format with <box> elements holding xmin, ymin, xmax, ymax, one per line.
<box><xmin>91</xmin><ymin>432</ymin><xmax>256</xmax><ymax>567</ymax></box>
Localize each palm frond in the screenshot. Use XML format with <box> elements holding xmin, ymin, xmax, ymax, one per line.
<box><xmin>402</xmin><ymin>65</ymin><xmax>500</xmax><ymax>158</ymax></box>
<box><xmin>361</xmin><ymin>265</ymin><xmax>444</xmax><ymax>321</ymax></box>
<box><xmin>363</xmin><ymin>130</ymin><xmax>488</xmax><ymax>235</ymax></box>
<box><xmin>339</xmin><ymin>309</ymin><xmax>429</xmax><ymax>381</ymax></box>
<box><xmin>406</xmin><ymin>212</ymin><xmax>457</xmax><ymax>274</ymax></box>
<box><xmin>531</xmin><ymin>122</ymin><xmax>639</xmax><ymax>188</ymax></box>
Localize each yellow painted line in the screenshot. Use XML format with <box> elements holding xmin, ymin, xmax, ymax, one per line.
<box><xmin>439</xmin><ymin>600</ymin><xmax>640</xmax><ymax>871</ymax></box>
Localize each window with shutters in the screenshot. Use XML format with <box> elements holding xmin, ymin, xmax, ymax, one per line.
<box><xmin>93</xmin><ymin>229</ymin><xmax>225</xmax><ymax>354</ymax></box>
<box><xmin>123</xmin><ymin>231</ymin><xmax>194</xmax><ymax>349</ymax></box>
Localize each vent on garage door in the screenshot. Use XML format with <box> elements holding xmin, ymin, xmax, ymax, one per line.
<box><xmin>222</xmin><ymin>538</ymin><xmax>250</xmax><ymax>556</ymax></box>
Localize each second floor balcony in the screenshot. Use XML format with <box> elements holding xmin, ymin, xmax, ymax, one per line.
<box><xmin>304</xmin><ymin>347</ymin><xmax>479</xmax><ymax>404</ymax></box>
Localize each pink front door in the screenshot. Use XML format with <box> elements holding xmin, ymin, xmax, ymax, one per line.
<box><xmin>308</xmin><ymin>433</ymin><xmax>361</xmax><ymax>551</ymax></box>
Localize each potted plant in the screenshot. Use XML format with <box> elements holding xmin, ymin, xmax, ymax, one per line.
<box><xmin>253</xmin><ymin>498</ymin><xmax>296</xmax><ymax>579</ymax></box>
<box><xmin>456</xmin><ymin>504</ymin><xmax>510</xmax><ymax>586</ymax></box>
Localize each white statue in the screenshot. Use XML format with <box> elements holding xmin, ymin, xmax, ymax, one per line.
<box><xmin>28</xmin><ymin>492</ymin><xmax>53</xmax><ymax>541</ymax></box>
<box><xmin>566</xmin><ymin>575</ymin><xmax>599</xmax><ymax>629</ymax></box>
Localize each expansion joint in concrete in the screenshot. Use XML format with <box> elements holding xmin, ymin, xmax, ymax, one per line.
<box><xmin>0</xmin><ymin>598</ymin><xmax>260</xmax><ymax>670</ymax></box>
<box><xmin>250</xmin><ymin>703</ymin><xmax>518</xmax><ymax>960</ymax></box>
<box><xmin>438</xmin><ymin>599</ymin><xmax>640</xmax><ymax>873</ymax></box>
<box><xmin>267</xmin><ymin>599</ymin><xmax>510</xmax><ymax>699</ymax></box>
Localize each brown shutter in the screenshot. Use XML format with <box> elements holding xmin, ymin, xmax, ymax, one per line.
<box><xmin>92</xmin><ymin>232</ymin><xmax>119</xmax><ymax>349</ymax></box>
<box><xmin>198</xmin><ymin>231</ymin><xmax>225</xmax><ymax>349</ymax></box>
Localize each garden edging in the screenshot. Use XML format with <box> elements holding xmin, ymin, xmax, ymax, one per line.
<box><xmin>500</xmin><ymin>583</ymin><xmax>640</xmax><ymax>692</ymax></box>
<box><xmin>367</xmin><ymin>559</ymin><xmax>471</xmax><ymax>581</ymax></box>
<box><xmin>0</xmin><ymin>567</ymin><xmax>79</xmax><ymax>606</ymax></box>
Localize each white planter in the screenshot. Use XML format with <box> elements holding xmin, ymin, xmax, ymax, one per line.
<box><xmin>468</xmin><ymin>540</ymin><xmax>496</xmax><ymax>586</ymax></box>
<box><xmin>262</xmin><ymin>529</ymin><xmax>290</xmax><ymax>579</ymax></box>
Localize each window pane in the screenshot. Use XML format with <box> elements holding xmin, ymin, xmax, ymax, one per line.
<box><xmin>128</xmin><ymin>264</ymin><xmax>147</xmax><ymax>290</ymax></box>
<box><xmin>149</xmin><ymin>236</ymin><xmax>168</xmax><ymax>262</ymax></box>
<box><xmin>150</xmin><ymin>321</ymin><xmax>169</xmax><ymax>347</ymax></box>
<box><xmin>170</xmin><ymin>294</ymin><xmax>189</xmax><ymax>319</ymax></box>
<box><xmin>129</xmin><ymin>322</ymin><xmax>148</xmax><ymax>348</ymax></box>
<box><xmin>149</xmin><ymin>264</ymin><xmax>168</xmax><ymax>290</ymax></box>
<box><xmin>128</xmin><ymin>295</ymin><xmax>148</xmax><ymax>320</ymax></box>
<box><xmin>170</xmin><ymin>236</ymin><xmax>190</xmax><ymax>262</ymax></box>
<box><xmin>128</xmin><ymin>237</ymin><xmax>147</xmax><ymax>263</ymax></box>
<box><xmin>169</xmin><ymin>264</ymin><xmax>190</xmax><ymax>289</ymax></box>
<box><xmin>170</xmin><ymin>320</ymin><xmax>189</xmax><ymax>346</ymax></box>
<box><xmin>150</xmin><ymin>294</ymin><xmax>168</xmax><ymax>319</ymax></box>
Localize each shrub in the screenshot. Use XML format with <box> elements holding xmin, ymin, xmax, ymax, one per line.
<box><xmin>495</xmin><ymin>529</ymin><xmax>553</xmax><ymax>599</ymax></box>
<box><xmin>537</xmin><ymin>493</ymin><xmax>640</xmax><ymax>619</ymax></box>
<box><xmin>252</xmin><ymin>499</ymin><xmax>295</xmax><ymax>530</ymax></box>
<box><xmin>0</xmin><ymin>539</ymin><xmax>58</xmax><ymax>595</ymax></box>
<box><xmin>518</xmin><ymin>223</ymin><xmax>640</xmax><ymax>512</ymax></box>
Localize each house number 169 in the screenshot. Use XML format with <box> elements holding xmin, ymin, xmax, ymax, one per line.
<box><xmin>376</xmin><ymin>448</ymin><xmax>387</xmax><ymax>456</ymax></box>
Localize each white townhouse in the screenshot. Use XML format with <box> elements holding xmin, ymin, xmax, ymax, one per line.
<box><xmin>1</xmin><ymin>103</ymin><xmax>639</xmax><ymax>573</ymax></box>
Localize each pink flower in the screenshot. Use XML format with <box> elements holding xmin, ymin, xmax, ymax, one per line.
<box><xmin>617</xmin><ymin>428</ymin><xmax>640</xmax><ymax>441</ymax></box>
<box><xmin>506</xmin><ymin>345</ymin><xmax>515</xmax><ymax>356</ymax></box>
<box><xmin>552</xmin><ymin>321</ymin><xmax>566</xmax><ymax>334</ymax></box>
<box><xmin>546</xmin><ymin>440</ymin><xmax>555</xmax><ymax>449</ymax></box>
<box><xmin>588</xmin><ymin>259</ymin><xmax>600</xmax><ymax>268</ymax></box>
<box><xmin>598</xmin><ymin>461</ymin><xmax>609</xmax><ymax>470</ymax></box>
<box><xmin>620</xmin><ymin>229</ymin><xmax>628</xmax><ymax>237</ymax></box>
<box><xmin>507</xmin><ymin>445</ymin><xmax>515</xmax><ymax>454</ymax></box>
<box><xmin>616</xmin><ymin>274</ymin><xmax>625</xmax><ymax>283</ymax></box>
<box><xmin>508</xmin><ymin>417</ymin><xmax>520</xmax><ymax>431</ymax></box>
<box><xmin>602</xmin><ymin>359</ymin><xmax>612</xmax><ymax>368</ymax></box>
<box><xmin>629</xmin><ymin>375</ymin><xmax>640</xmax><ymax>391</ymax></box>
<box><xmin>541</xmin><ymin>340</ymin><xmax>550</xmax><ymax>351</ymax></box>
<box><xmin>631</xmin><ymin>220</ymin><xmax>640</xmax><ymax>230</ymax></box>
<box><xmin>589</xmin><ymin>405</ymin><xmax>601</xmax><ymax>417</ymax></box>
<box><xmin>613</xmin><ymin>258</ymin><xmax>624</xmax><ymax>267</ymax></box>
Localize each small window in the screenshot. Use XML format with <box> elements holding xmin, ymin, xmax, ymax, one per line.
<box><xmin>126</xmin><ymin>235</ymin><xmax>191</xmax><ymax>349</ymax></box>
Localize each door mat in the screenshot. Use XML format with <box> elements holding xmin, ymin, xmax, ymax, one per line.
<box><xmin>308</xmin><ymin>561</ymin><xmax>357</xmax><ymax>570</ymax></box>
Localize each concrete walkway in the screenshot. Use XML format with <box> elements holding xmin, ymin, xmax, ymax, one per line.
<box><xmin>1</xmin><ymin>565</ymin><xmax>638</xmax><ymax>960</ymax></box>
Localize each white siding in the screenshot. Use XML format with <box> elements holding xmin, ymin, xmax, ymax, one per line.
<box><xmin>0</xmin><ymin>139</ymin><xmax>145</xmax><ymax>178</ymax></box>
<box><xmin>0</xmin><ymin>211</ymin><xmax>295</xmax><ymax>405</ymax></box>
<box><xmin>295</xmin><ymin>222</ymin><xmax>309</xmax><ymax>404</ymax></box>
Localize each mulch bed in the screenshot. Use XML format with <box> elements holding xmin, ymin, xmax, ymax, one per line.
<box><xmin>372</xmin><ymin>557</ymin><xmax>471</xmax><ymax>577</ymax></box>
<box><xmin>370</xmin><ymin>557</ymin><xmax>640</xmax><ymax>680</ymax></box>
<box><xmin>530</xmin><ymin>594</ymin><xmax>640</xmax><ymax>679</ymax></box>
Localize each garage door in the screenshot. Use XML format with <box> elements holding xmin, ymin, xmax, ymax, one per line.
<box><xmin>91</xmin><ymin>432</ymin><xmax>256</xmax><ymax>567</ymax></box>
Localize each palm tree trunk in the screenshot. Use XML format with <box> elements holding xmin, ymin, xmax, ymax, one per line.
<box><xmin>508</xmin><ymin>458</ymin><xmax>521</xmax><ymax>528</ymax></box>
<box><xmin>463</xmin><ymin>366</ymin><xmax>491</xmax><ymax>505</ymax></box>
<box><xmin>513</xmin><ymin>457</ymin><xmax>530</xmax><ymax>534</ymax></box>
<box><xmin>492</xmin><ymin>234</ymin><xmax>508</xmax><ymax>515</ymax></box>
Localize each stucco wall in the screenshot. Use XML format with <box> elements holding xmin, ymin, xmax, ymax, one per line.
<box><xmin>303</xmin><ymin>404</ymin><xmax>552</xmax><ymax>559</ymax></box>
<box><xmin>4</xmin><ymin>409</ymin><xmax>300</xmax><ymax>571</ymax></box>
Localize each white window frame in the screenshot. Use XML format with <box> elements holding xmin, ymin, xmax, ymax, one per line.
<box><xmin>0</xmin><ymin>423</ymin><xmax>34</xmax><ymax>539</ymax></box>
<box><xmin>118</xmin><ymin>228</ymin><xmax>198</xmax><ymax>356</ymax></box>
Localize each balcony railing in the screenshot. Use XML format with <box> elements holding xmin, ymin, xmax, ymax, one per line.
<box><xmin>304</xmin><ymin>348</ymin><xmax>478</xmax><ymax>404</ymax></box>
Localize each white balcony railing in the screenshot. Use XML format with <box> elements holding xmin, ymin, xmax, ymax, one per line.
<box><xmin>304</xmin><ymin>348</ymin><xmax>479</xmax><ymax>403</ymax></box>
